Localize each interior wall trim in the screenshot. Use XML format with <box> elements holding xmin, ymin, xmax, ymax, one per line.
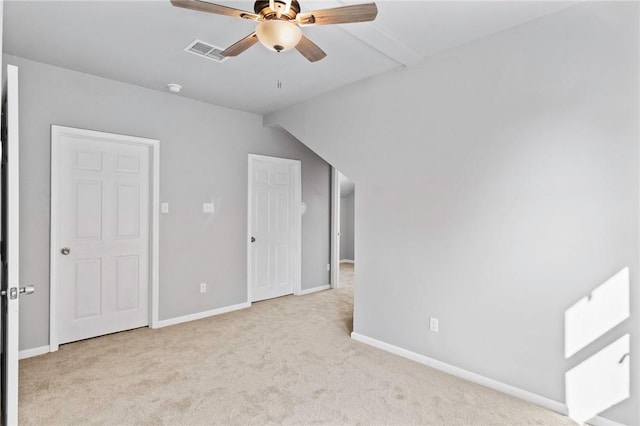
<box><xmin>350</xmin><ymin>332</ymin><xmax>622</xmax><ymax>426</ymax></box>
<box><xmin>297</xmin><ymin>284</ymin><xmax>330</xmax><ymax>296</ymax></box>
<box><xmin>154</xmin><ymin>302</ymin><xmax>251</xmax><ymax>329</ymax></box>
<box><xmin>18</xmin><ymin>345</ymin><xmax>50</xmax><ymax>360</ymax></box>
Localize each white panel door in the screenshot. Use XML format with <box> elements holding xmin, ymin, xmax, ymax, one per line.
<box><xmin>54</xmin><ymin>129</ymin><xmax>150</xmax><ymax>344</ymax></box>
<box><xmin>249</xmin><ymin>155</ymin><xmax>300</xmax><ymax>302</ymax></box>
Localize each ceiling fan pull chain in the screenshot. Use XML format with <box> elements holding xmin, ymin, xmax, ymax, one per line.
<box><xmin>276</xmin><ymin>51</ymin><xmax>283</xmax><ymax>89</ymax></box>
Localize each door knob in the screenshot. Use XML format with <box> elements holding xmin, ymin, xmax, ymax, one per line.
<box><xmin>19</xmin><ymin>286</ymin><xmax>35</xmax><ymax>295</ymax></box>
<box><xmin>61</xmin><ymin>247</ymin><xmax>71</xmax><ymax>255</ymax></box>
<box><xmin>1</xmin><ymin>286</ymin><xmax>35</xmax><ymax>299</ymax></box>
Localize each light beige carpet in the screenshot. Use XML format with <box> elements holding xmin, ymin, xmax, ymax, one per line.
<box><xmin>19</xmin><ymin>263</ymin><xmax>573</xmax><ymax>425</ymax></box>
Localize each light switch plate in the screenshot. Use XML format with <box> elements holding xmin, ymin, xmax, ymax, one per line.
<box><xmin>203</xmin><ymin>203</ymin><xmax>214</xmax><ymax>213</ymax></box>
<box><xmin>429</xmin><ymin>317</ymin><xmax>439</xmax><ymax>333</ymax></box>
<box><xmin>161</xmin><ymin>203</ymin><xmax>169</xmax><ymax>213</ymax></box>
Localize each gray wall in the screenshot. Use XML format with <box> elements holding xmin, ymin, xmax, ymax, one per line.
<box><xmin>6</xmin><ymin>54</ymin><xmax>331</xmax><ymax>351</ymax></box>
<box><xmin>340</xmin><ymin>192</ymin><xmax>354</xmax><ymax>261</ymax></box>
<box><xmin>265</xmin><ymin>3</ymin><xmax>639</xmax><ymax>425</ymax></box>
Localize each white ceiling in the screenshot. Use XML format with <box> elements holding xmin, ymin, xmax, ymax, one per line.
<box><xmin>3</xmin><ymin>0</ymin><xmax>576</xmax><ymax>115</ymax></box>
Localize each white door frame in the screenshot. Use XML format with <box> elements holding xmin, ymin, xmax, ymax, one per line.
<box><xmin>3</xmin><ymin>64</ymin><xmax>20</xmax><ymax>426</ymax></box>
<box><xmin>330</xmin><ymin>167</ymin><xmax>341</xmax><ymax>289</ymax></box>
<box><xmin>247</xmin><ymin>154</ymin><xmax>301</xmax><ymax>303</ymax></box>
<box><xmin>49</xmin><ymin>125</ymin><xmax>160</xmax><ymax>351</ymax></box>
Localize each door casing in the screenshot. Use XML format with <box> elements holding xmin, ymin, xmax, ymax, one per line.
<box><xmin>247</xmin><ymin>154</ymin><xmax>301</xmax><ymax>303</ymax></box>
<box><xmin>2</xmin><ymin>64</ymin><xmax>20</xmax><ymax>426</ymax></box>
<box><xmin>330</xmin><ymin>167</ymin><xmax>341</xmax><ymax>289</ymax></box>
<box><xmin>49</xmin><ymin>125</ymin><xmax>160</xmax><ymax>351</ymax></box>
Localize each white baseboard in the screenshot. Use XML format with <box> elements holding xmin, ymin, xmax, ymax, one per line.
<box><xmin>350</xmin><ymin>332</ymin><xmax>622</xmax><ymax>426</ymax></box>
<box><xmin>154</xmin><ymin>302</ymin><xmax>251</xmax><ymax>328</ymax></box>
<box><xmin>589</xmin><ymin>416</ymin><xmax>626</xmax><ymax>426</ymax></box>
<box><xmin>340</xmin><ymin>259</ymin><xmax>354</xmax><ymax>264</ymax></box>
<box><xmin>297</xmin><ymin>284</ymin><xmax>331</xmax><ymax>296</ymax></box>
<box><xmin>19</xmin><ymin>345</ymin><xmax>50</xmax><ymax>360</ymax></box>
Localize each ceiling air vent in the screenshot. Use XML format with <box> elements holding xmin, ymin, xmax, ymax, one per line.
<box><xmin>184</xmin><ymin>39</ymin><xmax>228</xmax><ymax>63</ymax></box>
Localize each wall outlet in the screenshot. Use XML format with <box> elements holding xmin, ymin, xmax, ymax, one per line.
<box><xmin>203</xmin><ymin>203</ymin><xmax>214</xmax><ymax>213</ymax></box>
<box><xmin>161</xmin><ymin>202</ymin><xmax>169</xmax><ymax>213</ymax></box>
<box><xmin>326</xmin><ymin>263</ymin><xmax>331</xmax><ymax>272</ymax></box>
<box><xmin>429</xmin><ymin>317</ymin><xmax>439</xmax><ymax>333</ymax></box>
<box><xmin>200</xmin><ymin>283</ymin><xmax>207</xmax><ymax>293</ymax></box>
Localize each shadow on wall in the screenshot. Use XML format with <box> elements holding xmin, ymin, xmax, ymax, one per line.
<box><xmin>564</xmin><ymin>268</ymin><xmax>630</xmax><ymax>423</ymax></box>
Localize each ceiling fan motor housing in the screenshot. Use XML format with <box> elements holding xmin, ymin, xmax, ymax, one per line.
<box><xmin>254</xmin><ymin>0</ymin><xmax>301</xmax><ymax>20</ymax></box>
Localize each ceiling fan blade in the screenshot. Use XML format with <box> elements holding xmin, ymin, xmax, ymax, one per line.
<box><xmin>221</xmin><ymin>32</ymin><xmax>259</xmax><ymax>57</ymax></box>
<box><xmin>295</xmin><ymin>35</ymin><xmax>327</xmax><ymax>62</ymax></box>
<box><xmin>170</xmin><ymin>0</ymin><xmax>259</xmax><ymax>21</ymax></box>
<box><xmin>296</xmin><ymin>3</ymin><xmax>378</xmax><ymax>26</ymax></box>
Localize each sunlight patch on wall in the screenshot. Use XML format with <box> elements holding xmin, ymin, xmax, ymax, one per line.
<box><xmin>564</xmin><ymin>267</ymin><xmax>631</xmax><ymax>423</ymax></box>
<box><xmin>565</xmin><ymin>334</ymin><xmax>630</xmax><ymax>423</ymax></box>
<box><xmin>564</xmin><ymin>267</ymin><xmax>630</xmax><ymax>358</ymax></box>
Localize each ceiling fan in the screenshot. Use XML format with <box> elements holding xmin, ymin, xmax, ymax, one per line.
<box><xmin>170</xmin><ymin>0</ymin><xmax>378</xmax><ymax>62</ymax></box>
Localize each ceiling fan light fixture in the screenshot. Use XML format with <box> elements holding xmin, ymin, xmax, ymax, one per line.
<box><xmin>256</xmin><ymin>19</ymin><xmax>302</xmax><ymax>52</ymax></box>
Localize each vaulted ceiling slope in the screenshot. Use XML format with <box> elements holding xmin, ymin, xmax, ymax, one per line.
<box><xmin>4</xmin><ymin>1</ymin><xmax>575</xmax><ymax>115</ymax></box>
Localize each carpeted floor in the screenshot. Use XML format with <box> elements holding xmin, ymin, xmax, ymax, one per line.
<box><xmin>19</xmin><ymin>263</ymin><xmax>573</xmax><ymax>425</ymax></box>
